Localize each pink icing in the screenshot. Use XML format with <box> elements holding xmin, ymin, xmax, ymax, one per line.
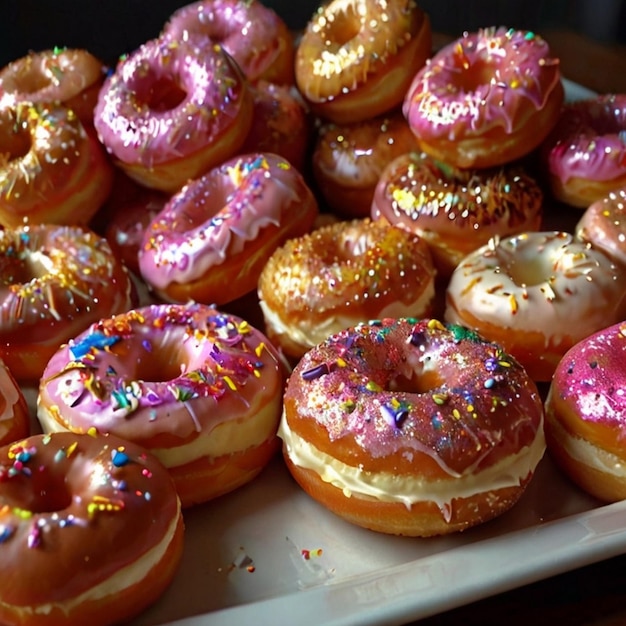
<box><xmin>402</xmin><ymin>28</ymin><xmax>561</xmax><ymax>140</ymax></box>
<box><xmin>138</xmin><ymin>153</ymin><xmax>317</xmax><ymax>290</ymax></box>
<box><xmin>94</xmin><ymin>36</ymin><xmax>247</xmax><ymax>168</ymax></box>
<box><xmin>544</xmin><ymin>94</ymin><xmax>626</xmax><ymax>184</ymax></box>
<box><xmin>550</xmin><ymin>321</ymin><xmax>626</xmax><ymax>427</ymax></box>
<box><xmin>38</xmin><ymin>302</ymin><xmax>283</xmax><ymax>444</ymax></box>
<box><xmin>162</xmin><ymin>0</ymin><xmax>288</xmax><ymax>83</ymax></box>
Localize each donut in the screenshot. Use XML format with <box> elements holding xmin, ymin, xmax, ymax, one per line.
<box><xmin>295</xmin><ymin>0</ymin><xmax>432</xmax><ymax>124</ymax></box>
<box><xmin>545</xmin><ymin>321</ymin><xmax>626</xmax><ymax>502</ymax></box>
<box><xmin>139</xmin><ymin>153</ymin><xmax>319</xmax><ymax>305</ymax></box>
<box><xmin>444</xmin><ymin>231</ymin><xmax>626</xmax><ymax>382</ymax></box>
<box><xmin>258</xmin><ymin>218</ymin><xmax>436</xmax><ymax>361</ymax></box>
<box><xmin>0</xmin><ymin>223</ymin><xmax>134</xmax><ymax>384</ymax></box>
<box><xmin>541</xmin><ymin>94</ymin><xmax>626</xmax><ymax>208</ymax></box>
<box><xmin>576</xmin><ymin>188</ymin><xmax>626</xmax><ymax>268</ymax></box>
<box><xmin>94</xmin><ymin>36</ymin><xmax>253</xmax><ymax>193</ymax></box>
<box><xmin>0</xmin><ymin>101</ymin><xmax>114</xmax><ymax>228</ymax></box>
<box><xmin>371</xmin><ymin>151</ymin><xmax>544</xmax><ymax>277</ymax></box>
<box><xmin>312</xmin><ymin>108</ymin><xmax>419</xmax><ymax>218</ymax></box>
<box><xmin>280</xmin><ymin>317</ymin><xmax>545</xmax><ymax>536</ymax></box>
<box><xmin>37</xmin><ymin>302</ymin><xmax>287</xmax><ymax>508</ymax></box>
<box><xmin>241</xmin><ymin>80</ymin><xmax>312</xmax><ymax>173</ymax></box>
<box><xmin>162</xmin><ymin>0</ymin><xmax>295</xmax><ymax>85</ymax></box>
<box><xmin>0</xmin><ymin>359</ymin><xmax>29</xmax><ymax>448</ymax></box>
<box><xmin>403</xmin><ymin>27</ymin><xmax>564</xmax><ymax>169</ymax></box>
<box><xmin>0</xmin><ymin>47</ymin><xmax>106</xmax><ymax>128</ymax></box>
<box><xmin>0</xmin><ymin>431</ymin><xmax>184</xmax><ymax>626</ymax></box>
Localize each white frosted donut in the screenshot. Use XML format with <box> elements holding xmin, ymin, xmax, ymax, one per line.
<box><xmin>444</xmin><ymin>231</ymin><xmax>626</xmax><ymax>381</ymax></box>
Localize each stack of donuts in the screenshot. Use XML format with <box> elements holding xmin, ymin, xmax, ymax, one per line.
<box><xmin>1</xmin><ymin>0</ymin><xmax>626</xmax><ymax>622</ymax></box>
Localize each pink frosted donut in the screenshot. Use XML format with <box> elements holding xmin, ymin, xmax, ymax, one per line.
<box><xmin>37</xmin><ymin>302</ymin><xmax>286</xmax><ymax>507</ymax></box>
<box><xmin>403</xmin><ymin>28</ymin><xmax>564</xmax><ymax>169</ymax></box>
<box><xmin>139</xmin><ymin>153</ymin><xmax>319</xmax><ymax>305</ymax></box>
<box><xmin>445</xmin><ymin>231</ymin><xmax>626</xmax><ymax>382</ymax></box>
<box><xmin>542</xmin><ymin>94</ymin><xmax>626</xmax><ymax>208</ymax></box>
<box><xmin>545</xmin><ymin>321</ymin><xmax>626</xmax><ymax>502</ymax></box>
<box><xmin>162</xmin><ymin>0</ymin><xmax>295</xmax><ymax>85</ymax></box>
<box><xmin>576</xmin><ymin>188</ymin><xmax>626</xmax><ymax>268</ymax></box>
<box><xmin>94</xmin><ymin>36</ymin><xmax>253</xmax><ymax>193</ymax></box>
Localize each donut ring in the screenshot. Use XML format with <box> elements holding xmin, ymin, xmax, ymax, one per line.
<box><xmin>0</xmin><ymin>102</ymin><xmax>114</xmax><ymax>227</ymax></box>
<box><xmin>0</xmin><ymin>224</ymin><xmax>134</xmax><ymax>384</ymax></box>
<box><xmin>0</xmin><ymin>432</ymin><xmax>184</xmax><ymax>626</ymax></box>
<box><xmin>94</xmin><ymin>36</ymin><xmax>253</xmax><ymax>193</ymax></box>
<box><xmin>0</xmin><ymin>359</ymin><xmax>29</xmax><ymax>448</ymax></box>
<box><xmin>403</xmin><ymin>27</ymin><xmax>564</xmax><ymax>169</ymax></box>
<box><xmin>542</xmin><ymin>94</ymin><xmax>626</xmax><ymax>208</ymax></box>
<box><xmin>295</xmin><ymin>0</ymin><xmax>432</xmax><ymax>124</ymax></box>
<box><xmin>280</xmin><ymin>317</ymin><xmax>545</xmax><ymax>536</ymax></box>
<box><xmin>545</xmin><ymin>321</ymin><xmax>626</xmax><ymax>502</ymax></box>
<box><xmin>371</xmin><ymin>151</ymin><xmax>544</xmax><ymax>277</ymax></box>
<box><xmin>258</xmin><ymin>218</ymin><xmax>436</xmax><ymax>360</ymax></box>
<box><xmin>444</xmin><ymin>231</ymin><xmax>626</xmax><ymax>381</ymax></box>
<box><xmin>139</xmin><ymin>153</ymin><xmax>318</xmax><ymax>305</ymax></box>
<box><xmin>37</xmin><ymin>302</ymin><xmax>286</xmax><ymax>507</ymax></box>
<box><xmin>162</xmin><ymin>0</ymin><xmax>295</xmax><ymax>85</ymax></box>
<box><xmin>0</xmin><ymin>47</ymin><xmax>106</xmax><ymax>127</ymax></box>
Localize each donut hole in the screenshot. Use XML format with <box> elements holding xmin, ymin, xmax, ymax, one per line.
<box><xmin>0</xmin><ymin>122</ymin><xmax>31</xmax><ymax>165</ymax></box>
<box><xmin>131</xmin><ymin>338</ymin><xmax>187</xmax><ymax>383</ymax></box>
<box><xmin>8</xmin><ymin>68</ymin><xmax>51</xmax><ymax>95</ymax></box>
<box><xmin>457</xmin><ymin>59</ymin><xmax>497</xmax><ymax>92</ymax></box>
<box><xmin>502</xmin><ymin>255</ymin><xmax>548</xmax><ymax>286</ymax></box>
<box><xmin>388</xmin><ymin>368</ymin><xmax>444</xmax><ymax>394</ymax></box>
<box><xmin>0</xmin><ymin>249</ymin><xmax>53</xmax><ymax>286</ymax></box>
<box><xmin>323</xmin><ymin>5</ymin><xmax>361</xmax><ymax>48</ymax></box>
<box><xmin>143</xmin><ymin>76</ymin><xmax>187</xmax><ymax>112</ymax></box>
<box><xmin>29</xmin><ymin>478</ymin><xmax>73</xmax><ymax>513</ymax></box>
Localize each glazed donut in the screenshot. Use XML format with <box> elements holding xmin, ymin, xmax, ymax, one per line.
<box><xmin>444</xmin><ymin>231</ymin><xmax>626</xmax><ymax>382</ymax></box>
<box><xmin>576</xmin><ymin>188</ymin><xmax>626</xmax><ymax>268</ymax></box>
<box><xmin>280</xmin><ymin>317</ymin><xmax>545</xmax><ymax>536</ymax></box>
<box><xmin>139</xmin><ymin>153</ymin><xmax>318</xmax><ymax>305</ymax></box>
<box><xmin>37</xmin><ymin>302</ymin><xmax>286</xmax><ymax>508</ymax></box>
<box><xmin>0</xmin><ymin>431</ymin><xmax>183</xmax><ymax>626</ymax></box>
<box><xmin>0</xmin><ymin>224</ymin><xmax>134</xmax><ymax>384</ymax></box>
<box><xmin>241</xmin><ymin>80</ymin><xmax>312</xmax><ymax>173</ymax></box>
<box><xmin>0</xmin><ymin>359</ymin><xmax>29</xmax><ymax>448</ymax></box>
<box><xmin>545</xmin><ymin>321</ymin><xmax>626</xmax><ymax>502</ymax></box>
<box><xmin>0</xmin><ymin>102</ymin><xmax>114</xmax><ymax>228</ymax></box>
<box><xmin>541</xmin><ymin>94</ymin><xmax>626</xmax><ymax>208</ymax></box>
<box><xmin>162</xmin><ymin>0</ymin><xmax>295</xmax><ymax>85</ymax></box>
<box><xmin>0</xmin><ymin>47</ymin><xmax>106</xmax><ymax>128</ymax></box>
<box><xmin>371</xmin><ymin>151</ymin><xmax>544</xmax><ymax>277</ymax></box>
<box><xmin>312</xmin><ymin>109</ymin><xmax>419</xmax><ymax>218</ymax></box>
<box><xmin>403</xmin><ymin>27</ymin><xmax>564</xmax><ymax>169</ymax></box>
<box><xmin>295</xmin><ymin>0</ymin><xmax>432</xmax><ymax>124</ymax></box>
<box><xmin>258</xmin><ymin>218</ymin><xmax>436</xmax><ymax>361</ymax></box>
<box><xmin>94</xmin><ymin>36</ymin><xmax>253</xmax><ymax>193</ymax></box>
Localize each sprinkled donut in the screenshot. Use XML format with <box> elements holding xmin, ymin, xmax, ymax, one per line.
<box><xmin>162</xmin><ymin>0</ymin><xmax>295</xmax><ymax>85</ymax></box>
<box><xmin>139</xmin><ymin>153</ymin><xmax>318</xmax><ymax>305</ymax></box>
<box><xmin>0</xmin><ymin>101</ymin><xmax>113</xmax><ymax>228</ymax></box>
<box><xmin>0</xmin><ymin>224</ymin><xmax>134</xmax><ymax>384</ymax></box>
<box><xmin>94</xmin><ymin>36</ymin><xmax>253</xmax><ymax>193</ymax></box>
<box><xmin>576</xmin><ymin>187</ymin><xmax>626</xmax><ymax>268</ymax></box>
<box><xmin>371</xmin><ymin>151</ymin><xmax>544</xmax><ymax>277</ymax></box>
<box><xmin>445</xmin><ymin>231</ymin><xmax>626</xmax><ymax>382</ymax></box>
<box><xmin>0</xmin><ymin>47</ymin><xmax>106</xmax><ymax>128</ymax></box>
<box><xmin>0</xmin><ymin>432</ymin><xmax>184</xmax><ymax>626</ymax></box>
<box><xmin>258</xmin><ymin>218</ymin><xmax>436</xmax><ymax>361</ymax></box>
<box><xmin>403</xmin><ymin>27</ymin><xmax>564</xmax><ymax>169</ymax></box>
<box><xmin>545</xmin><ymin>321</ymin><xmax>626</xmax><ymax>502</ymax></box>
<box><xmin>541</xmin><ymin>94</ymin><xmax>626</xmax><ymax>208</ymax></box>
<box><xmin>295</xmin><ymin>0</ymin><xmax>432</xmax><ymax>124</ymax></box>
<box><xmin>280</xmin><ymin>317</ymin><xmax>545</xmax><ymax>536</ymax></box>
<box><xmin>0</xmin><ymin>359</ymin><xmax>29</xmax><ymax>448</ymax></box>
<box><xmin>37</xmin><ymin>303</ymin><xmax>286</xmax><ymax>507</ymax></box>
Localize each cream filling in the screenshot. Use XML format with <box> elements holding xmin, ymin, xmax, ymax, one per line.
<box><xmin>547</xmin><ymin>412</ymin><xmax>626</xmax><ymax>478</ymax></box>
<box><xmin>9</xmin><ymin>501</ymin><xmax>181</xmax><ymax>617</ymax></box>
<box><xmin>38</xmin><ymin>395</ymin><xmax>281</xmax><ymax>469</ymax></box>
<box><xmin>279</xmin><ymin>412</ymin><xmax>546</xmax><ymax>511</ymax></box>
<box><xmin>260</xmin><ymin>280</ymin><xmax>436</xmax><ymax>350</ymax></box>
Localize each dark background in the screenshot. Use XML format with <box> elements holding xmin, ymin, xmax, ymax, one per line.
<box><xmin>2</xmin><ymin>0</ymin><xmax>625</xmax><ymax>67</ymax></box>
